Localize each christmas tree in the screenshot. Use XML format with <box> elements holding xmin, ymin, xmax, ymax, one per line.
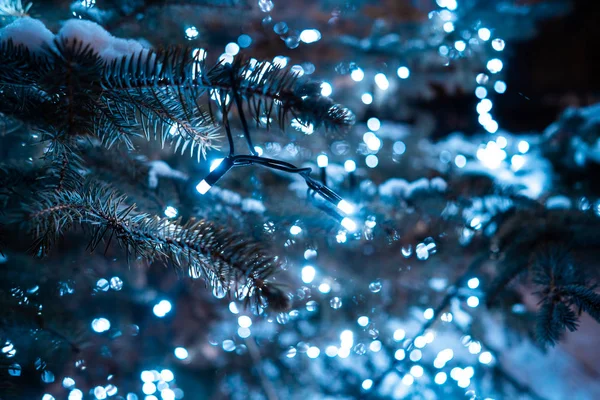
<box><xmin>1</xmin><ymin>0</ymin><xmax>599</xmax><ymax>399</ymax></box>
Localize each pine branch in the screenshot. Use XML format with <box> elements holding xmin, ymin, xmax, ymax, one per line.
<box><xmin>21</xmin><ymin>183</ymin><xmax>290</xmax><ymax>311</ymax></box>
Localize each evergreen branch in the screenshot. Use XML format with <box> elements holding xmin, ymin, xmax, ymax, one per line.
<box><xmin>23</xmin><ymin>183</ymin><xmax>291</xmax><ymax>311</ymax></box>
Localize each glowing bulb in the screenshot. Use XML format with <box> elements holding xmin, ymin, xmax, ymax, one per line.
<box><xmin>511</xmin><ymin>154</ymin><xmax>525</xmax><ymax>171</ymax></box>
<box><xmin>454</xmin><ymin>40</ymin><xmax>466</xmax><ymax>52</ymax></box>
<box><xmin>367</xmin><ymin>117</ymin><xmax>381</xmax><ymax>131</ymax></box>
<box><xmin>290</xmin><ymin>225</ymin><xmax>302</xmax><ymax>235</ymax></box>
<box><xmin>487</xmin><ymin>58</ymin><xmax>503</xmax><ymax>74</ymax></box>
<box><xmin>518</xmin><ymin>140</ymin><xmax>530</xmax><ymax>153</ymax></box>
<box><xmin>164</xmin><ymin>206</ymin><xmax>178</xmax><ymax>218</ymax></box>
<box><xmin>424</xmin><ymin>308</ymin><xmax>434</xmax><ymax>320</ymax></box>
<box><xmin>174</xmin><ymin>347</ymin><xmax>188</xmax><ymax>360</ymax></box>
<box><xmin>301</xmin><ymin>266</ymin><xmax>316</xmax><ymax>284</ymax></box>
<box><xmin>394</xmin><ymin>349</ymin><xmax>406</xmax><ymax>360</ymax></box>
<box><xmin>361</xmin><ymin>93</ymin><xmax>373</xmax><ymax>104</ymax></box>
<box><xmin>238</xmin><ymin>315</ymin><xmax>252</xmax><ymax>328</ymax></box>
<box><xmin>365</xmin><ymin>154</ymin><xmax>379</xmax><ymax>168</ymax></box>
<box><xmin>443</xmin><ymin>22</ymin><xmax>455</xmax><ymax>33</ymax></box>
<box><xmin>455</xmin><ymin>155</ymin><xmax>467</xmax><ymax>168</ymax></box>
<box><xmin>362</xmin><ymin>379</ymin><xmax>373</xmax><ymax>390</ymax></box>
<box><xmin>475</xmin><ymin>86</ymin><xmax>488</xmax><ymax>99</ymax></box>
<box><xmin>210</xmin><ymin>158</ymin><xmax>224</xmax><ymax>172</ymax></box>
<box><xmin>494</xmin><ymin>80</ymin><xmax>507</xmax><ymax>93</ymax></box>
<box><xmin>397</xmin><ymin>66</ymin><xmax>410</xmax><ymax>79</ymax></box>
<box><xmin>479</xmin><ymin>351</ymin><xmax>493</xmax><ymax>364</ymax></box>
<box><xmin>351</xmin><ymin>68</ymin><xmax>364</xmax><ymax>82</ymax></box>
<box><xmin>393</xmin><ymin>329</ymin><xmax>406</xmax><ymax>341</ymax></box>
<box><xmin>320</xmin><ymin>82</ymin><xmax>332</xmax><ymax>96</ymax></box>
<box><xmin>340</xmin><ymin>330</ymin><xmax>354</xmax><ymax>348</ymax></box>
<box><xmin>478</xmin><ymin>28</ymin><xmax>491</xmax><ymax>41</ymax></box>
<box><xmin>318</xmin><ymin>282</ymin><xmax>331</xmax><ymax>293</ymax></box>
<box><xmin>153</xmin><ymin>300</ymin><xmax>172</xmax><ymax>317</ymax></box>
<box><xmin>374</xmin><ymin>73</ymin><xmax>389</xmax><ymax>90</ymax></box>
<box><xmin>225</xmin><ymin>42</ymin><xmax>239</xmax><ymax>56</ymax></box>
<box><xmin>435</xmin><ymin>372</ymin><xmax>447</xmax><ymax>384</ymax></box>
<box><xmin>300</xmin><ymin>29</ymin><xmax>321</xmax><ymax>44</ymax></box>
<box><xmin>467</xmin><ymin>278</ymin><xmax>480</xmax><ymax>289</ymax></box>
<box><xmin>357</xmin><ymin>316</ymin><xmax>369</xmax><ymax>327</ymax></box>
<box><xmin>344</xmin><ymin>160</ymin><xmax>356</xmax><ymax>172</ymax></box>
<box><xmin>341</xmin><ymin>217</ymin><xmax>357</xmax><ymax>232</ymax></box>
<box><xmin>196</xmin><ymin>180</ymin><xmax>211</xmax><ymax>194</ymax></box>
<box><xmin>467</xmin><ymin>296</ymin><xmax>480</xmax><ymax>308</ymax></box>
<box><xmin>337</xmin><ymin>200</ymin><xmax>355</xmax><ymax>214</ymax></box>
<box><xmin>492</xmin><ymin>38</ymin><xmax>505</xmax><ymax>51</ymax></box>
<box><xmin>91</xmin><ymin>318</ymin><xmax>110</xmax><ymax>333</ymax></box>
<box><xmin>317</xmin><ymin>154</ymin><xmax>329</xmax><ymax>168</ymax></box>
<box><xmin>477</xmin><ymin>99</ymin><xmax>493</xmax><ymax>114</ymax></box>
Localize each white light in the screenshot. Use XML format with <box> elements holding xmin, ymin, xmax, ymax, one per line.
<box><xmin>185</xmin><ymin>26</ymin><xmax>199</xmax><ymax>40</ymax></box>
<box><xmin>414</xmin><ymin>336</ymin><xmax>427</xmax><ymax>348</ymax></box>
<box><xmin>477</xmin><ymin>99</ymin><xmax>493</xmax><ymax>114</ymax></box>
<box><xmin>318</xmin><ymin>283</ymin><xmax>331</xmax><ymax>293</ymax></box>
<box><xmin>238</xmin><ymin>315</ymin><xmax>252</xmax><ymax>328</ymax></box>
<box><xmin>325</xmin><ymin>346</ymin><xmax>338</xmax><ymax>357</ymax></box>
<box><xmin>468</xmin><ymin>341</ymin><xmax>482</xmax><ymax>354</ymax></box>
<box><xmin>337</xmin><ymin>200</ymin><xmax>355</xmax><ymax>214</ymax></box>
<box><xmin>366</xmin><ymin>137</ymin><xmax>381</xmax><ymax>152</ymax></box>
<box><xmin>142</xmin><ymin>382</ymin><xmax>156</xmax><ymax>395</ymax></box>
<box><xmin>344</xmin><ymin>160</ymin><xmax>356</xmax><ymax>173</ymax></box>
<box><xmin>494</xmin><ymin>80</ymin><xmax>507</xmax><ymax>94</ymax></box>
<box><xmin>321</xmin><ymin>82</ymin><xmax>332</xmax><ymax>96</ymax></box>
<box><xmin>42</xmin><ymin>395</ymin><xmax>55</xmax><ymax>400</ymax></box>
<box><xmin>409</xmin><ymin>349</ymin><xmax>422</xmax><ymax>361</ymax></box>
<box><xmin>340</xmin><ymin>330</ymin><xmax>354</xmax><ymax>348</ymax></box>
<box><xmin>424</xmin><ymin>308</ymin><xmax>434</xmax><ymax>320</ymax></box>
<box><xmin>467</xmin><ymin>296</ymin><xmax>480</xmax><ymax>308</ymax></box>
<box><xmin>362</xmin><ymin>93</ymin><xmax>373</xmax><ymax>104</ymax></box>
<box><xmin>273</xmin><ymin>56</ymin><xmax>288</xmax><ymax>68</ymax></box>
<box><xmin>438</xmin><ymin>348</ymin><xmax>454</xmax><ymax>362</ymax></box>
<box><xmin>91</xmin><ymin>318</ymin><xmax>110</xmax><ymax>333</ymax></box>
<box><xmin>161</xmin><ymin>369</ymin><xmax>175</xmax><ymax>382</ymax></box>
<box><xmin>487</xmin><ymin>58</ymin><xmax>503</xmax><ymax>74</ymax></box>
<box><xmin>229</xmin><ymin>302</ymin><xmax>239</xmax><ymax>314</ymax></box>
<box><xmin>164</xmin><ymin>206</ymin><xmax>178</xmax><ymax>218</ymax></box>
<box><xmin>317</xmin><ymin>154</ymin><xmax>329</xmax><ymax>168</ymax></box>
<box><xmin>307</xmin><ymin>346</ymin><xmax>320</xmax><ymax>358</ymax></box>
<box><xmin>443</xmin><ymin>22</ymin><xmax>455</xmax><ymax>33</ymax></box>
<box><xmin>174</xmin><ymin>347</ymin><xmax>188</xmax><ymax>360</ymax></box>
<box><xmin>141</xmin><ymin>371</ymin><xmax>154</xmax><ymax>382</ymax></box>
<box><xmin>374</xmin><ymin>73</ymin><xmax>389</xmax><ymax>90</ymax></box>
<box><xmin>254</xmin><ymin>146</ymin><xmax>263</xmax><ymax>156</ymax></box>
<box><xmin>496</xmin><ymin>136</ymin><xmax>508</xmax><ymax>148</ymax></box>
<box><xmin>225</xmin><ymin>42</ymin><xmax>240</xmax><ymax>56</ymax></box>
<box><xmin>393</xmin><ymin>141</ymin><xmax>406</xmax><ymax>154</ymax></box>
<box><xmin>394</xmin><ymin>349</ymin><xmax>405</xmax><ymax>360</ymax></box>
<box><xmin>464</xmin><ymin>366</ymin><xmax>475</xmax><ymax>379</ymax></box>
<box><xmin>153</xmin><ymin>300</ymin><xmax>172</xmax><ymax>318</ymax></box>
<box><xmin>511</xmin><ymin>154</ymin><xmax>526</xmax><ymax>171</ymax></box>
<box><xmin>370</xmin><ymin>340</ymin><xmax>382</xmax><ymax>352</ymax></box>
<box><xmin>238</xmin><ymin>327</ymin><xmax>251</xmax><ymax>338</ymax></box>
<box><xmin>397</xmin><ymin>66</ymin><xmax>410</xmax><ymax>79</ymax></box>
<box><xmin>455</xmin><ymin>40</ymin><xmax>466</xmax><ymax>52</ymax></box>
<box><xmin>393</xmin><ymin>328</ymin><xmax>406</xmax><ymax>341</ymax></box>
<box><xmin>362</xmin><ymin>379</ymin><xmax>373</xmax><ymax>390</ymax></box>
<box><xmin>338</xmin><ymin>347</ymin><xmax>350</xmax><ymax>358</ymax></box>
<box><xmin>518</xmin><ymin>140</ymin><xmax>530</xmax><ymax>153</ymax></box>
<box><xmin>300</xmin><ymin>29</ymin><xmax>321</xmax><ymax>44</ymax></box>
<box><xmin>301</xmin><ymin>266</ymin><xmax>316</xmax><ymax>284</ymax></box>
<box><xmin>402</xmin><ymin>374</ymin><xmax>414</xmax><ymax>386</ymax></box>
<box><xmin>210</xmin><ymin>158</ymin><xmax>224</xmax><ymax>172</ymax></box>
<box><xmin>475</xmin><ymin>86</ymin><xmax>488</xmax><ymax>99</ymax></box>
<box><xmin>484</xmin><ymin>120</ymin><xmax>499</xmax><ymax>134</ymax></box>
<box><xmin>455</xmin><ymin>155</ymin><xmax>467</xmax><ymax>168</ymax></box>
<box><xmin>492</xmin><ymin>38</ymin><xmax>505</xmax><ymax>51</ymax></box>
<box><xmin>467</xmin><ymin>278</ymin><xmax>480</xmax><ymax>289</ymax></box>
<box><xmin>357</xmin><ymin>316</ymin><xmax>369</xmax><ymax>327</ymax></box>
<box><xmin>341</xmin><ymin>217</ymin><xmax>357</xmax><ymax>232</ymax></box>
<box><xmin>196</xmin><ymin>180</ymin><xmax>211</xmax><ymax>195</ymax></box>
<box><xmin>290</xmin><ymin>225</ymin><xmax>302</xmax><ymax>235</ymax></box>
<box><xmin>479</xmin><ymin>351</ymin><xmax>493</xmax><ymax>364</ymax></box>
<box><xmin>435</xmin><ymin>372</ymin><xmax>447</xmax><ymax>385</ymax></box>
<box><xmin>161</xmin><ymin>389</ymin><xmax>175</xmax><ymax>400</ymax></box>
<box><xmin>365</xmin><ymin>155</ymin><xmax>379</xmax><ymax>168</ymax></box>
<box><xmin>410</xmin><ymin>365</ymin><xmax>424</xmax><ymax>378</ymax></box>
<box><xmin>367</xmin><ymin>117</ymin><xmax>381</xmax><ymax>131</ymax></box>
<box><xmin>351</xmin><ymin>68</ymin><xmax>364</xmax><ymax>82</ymax></box>
<box><xmin>445</xmin><ymin>0</ymin><xmax>457</xmax><ymax>10</ymax></box>
<box><xmin>479</xmin><ymin>112</ymin><xmax>493</xmax><ymax>126</ymax></box>
<box><xmin>450</xmin><ymin>367</ymin><xmax>463</xmax><ymax>381</ymax></box>
<box><xmin>478</xmin><ymin>28</ymin><xmax>491</xmax><ymax>41</ymax></box>
<box><xmin>219</xmin><ymin>53</ymin><xmax>233</xmax><ymax>65</ymax></box>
